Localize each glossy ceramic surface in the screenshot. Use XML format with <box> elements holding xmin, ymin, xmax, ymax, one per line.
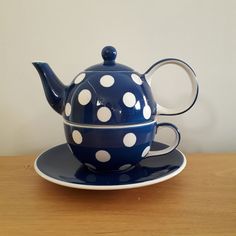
<box><xmin>64</xmin><ymin>121</ymin><xmax>180</xmax><ymax>172</ymax></box>
<box><xmin>64</xmin><ymin>71</ymin><xmax>156</xmax><ymax>125</ymax></box>
<box><xmin>34</xmin><ymin>142</ymin><xmax>186</xmax><ymax>190</ymax></box>
<box><xmin>64</xmin><ymin>121</ymin><xmax>156</xmax><ymax>171</ymax></box>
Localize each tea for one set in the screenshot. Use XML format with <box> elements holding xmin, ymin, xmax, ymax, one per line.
<box><xmin>33</xmin><ymin>46</ymin><xmax>198</xmax><ymax>190</ymax></box>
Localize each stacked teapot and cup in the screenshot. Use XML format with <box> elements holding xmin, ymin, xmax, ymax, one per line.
<box><xmin>33</xmin><ymin>46</ymin><xmax>198</xmax><ymax>173</ymax></box>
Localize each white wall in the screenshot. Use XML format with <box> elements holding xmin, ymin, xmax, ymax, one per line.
<box><xmin>1</xmin><ymin>0</ymin><xmax>235</xmax><ymax>155</ymax></box>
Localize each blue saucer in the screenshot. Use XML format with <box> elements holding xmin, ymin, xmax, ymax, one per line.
<box><xmin>34</xmin><ymin>142</ymin><xmax>186</xmax><ymax>190</ymax></box>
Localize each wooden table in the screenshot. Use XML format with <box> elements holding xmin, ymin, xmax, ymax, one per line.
<box><xmin>0</xmin><ymin>153</ymin><xmax>235</xmax><ymax>235</ymax></box>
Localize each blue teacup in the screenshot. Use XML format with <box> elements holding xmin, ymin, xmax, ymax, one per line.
<box><xmin>64</xmin><ymin>121</ymin><xmax>180</xmax><ymax>172</ymax></box>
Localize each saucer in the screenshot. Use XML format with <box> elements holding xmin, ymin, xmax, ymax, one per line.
<box><xmin>34</xmin><ymin>142</ymin><xmax>186</xmax><ymax>190</ymax></box>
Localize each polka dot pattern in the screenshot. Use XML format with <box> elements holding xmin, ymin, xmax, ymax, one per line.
<box><xmin>123</xmin><ymin>133</ymin><xmax>137</xmax><ymax>147</ymax></box>
<box><xmin>142</xmin><ymin>146</ymin><xmax>151</xmax><ymax>157</ymax></box>
<box><xmin>63</xmin><ymin>58</ymin><xmax>160</xmax><ymax>171</ymax></box>
<box><xmin>143</xmin><ymin>105</ymin><xmax>151</xmax><ymax>120</ymax></box>
<box><xmin>65</xmin><ymin>103</ymin><xmax>71</xmax><ymax>116</ymax></box>
<box><xmin>78</xmin><ymin>89</ymin><xmax>92</xmax><ymax>105</ymax></box>
<box><xmin>95</xmin><ymin>150</ymin><xmax>111</xmax><ymax>162</ymax></box>
<box><xmin>122</xmin><ymin>92</ymin><xmax>136</xmax><ymax>108</ymax></box>
<box><xmin>100</xmin><ymin>75</ymin><xmax>115</xmax><ymax>87</ymax></box>
<box><xmin>65</xmin><ymin>72</ymin><xmax>155</xmax><ymax>125</ymax></box>
<box><xmin>74</xmin><ymin>73</ymin><xmax>86</xmax><ymax>84</ymax></box>
<box><xmin>97</xmin><ymin>107</ymin><xmax>112</xmax><ymax>122</ymax></box>
<box><xmin>72</xmin><ymin>130</ymin><xmax>83</xmax><ymax>144</ymax></box>
<box><xmin>131</xmin><ymin>73</ymin><xmax>142</xmax><ymax>85</ymax></box>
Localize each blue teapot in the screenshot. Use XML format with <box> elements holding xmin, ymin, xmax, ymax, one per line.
<box><xmin>33</xmin><ymin>46</ymin><xmax>198</xmax><ymax>172</ymax></box>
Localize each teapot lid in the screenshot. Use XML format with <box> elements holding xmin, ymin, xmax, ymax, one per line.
<box><xmin>85</xmin><ymin>46</ymin><xmax>134</xmax><ymax>72</ymax></box>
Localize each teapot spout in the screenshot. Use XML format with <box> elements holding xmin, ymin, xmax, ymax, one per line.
<box><xmin>32</xmin><ymin>62</ymin><xmax>67</xmax><ymax>115</ymax></box>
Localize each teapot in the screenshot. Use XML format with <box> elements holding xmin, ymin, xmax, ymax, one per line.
<box><xmin>33</xmin><ymin>46</ymin><xmax>198</xmax><ymax>172</ymax></box>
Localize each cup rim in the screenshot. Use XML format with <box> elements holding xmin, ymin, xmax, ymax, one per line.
<box><xmin>63</xmin><ymin>119</ymin><xmax>156</xmax><ymax>129</ymax></box>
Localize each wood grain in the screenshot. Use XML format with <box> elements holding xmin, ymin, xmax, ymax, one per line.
<box><xmin>0</xmin><ymin>153</ymin><xmax>235</xmax><ymax>236</ymax></box>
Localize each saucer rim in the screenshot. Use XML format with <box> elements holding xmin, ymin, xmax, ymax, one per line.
<box><xmin>34</xmin><ymin>144</ymin><xmax>187</xmax><ymax>190</ymax></box>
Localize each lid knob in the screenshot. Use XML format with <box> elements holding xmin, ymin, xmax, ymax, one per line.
<box><xmin>102</xmin><ymin>46</ymin><xmax>117</xmax><ymax>64</ymax></box>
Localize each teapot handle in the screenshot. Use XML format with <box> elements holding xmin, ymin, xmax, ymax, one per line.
<box><xmin>144</xmin><ymin>58</ymin><xmax>199</xmax><ymax>115</ymax></box>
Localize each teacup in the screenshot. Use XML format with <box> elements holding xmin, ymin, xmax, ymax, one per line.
<box><xmin>64</xmin><ymin>120</ymin><xmax>180</xmax><ymax>171</ymax></box>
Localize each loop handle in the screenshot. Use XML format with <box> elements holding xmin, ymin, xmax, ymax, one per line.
<box><xmin>146</xmin><ymin>122</ymin><xmax>181</xmax><ymax>157</ymax></box>
<box><xmin>144</xmin><ymin>58</ymin><xmax>199</xmax><ymax>116</ymax></box>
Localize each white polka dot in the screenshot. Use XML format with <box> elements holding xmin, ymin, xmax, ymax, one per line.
<box><xmin>123</xmin><ymin>133</ymin><xmax>137</xmax><ymax>147</ymax></box>
<box><xmin>122</xmin><ymin>92</ymin><xmax>136</xmax><ymax>108</ymax></box>
<box><xmin>95</xmin><ymin>150</ymin><xmax>111</xmax><ymax>162</ymax></box>
<box><xmin>142</xmin><ymin>146</ymin><xmax>151</xmax><ymax>157</ymax></box>
<box><xmin>65</xmin><ymin>103</ymin><xmax>71</xmax><ymax>116</ymax></box>
<box><xmin>74</xmin><ymin>73</ymin><xmax>86</xmax><ymax>84</ymax></box>
<box><xmin>119</xmin><ymin>164</ymin><xmax>132</xmax><ymax>171</ymax></box>
<box><xmin>97</xmin><ymin>107</ymin><xmax>112</xmax><ymax>122</ymax></box>
<box><xmin>85</xmin><ymin>163</ymin><xmax>96</xmax><ymax>170</ymax></box>
<box><xmin>143</xmin><ymin>105</ymin><xmax>151</xmax><ymax>119</ymax></box>
<box><xmin>78</xmin><ymin>89</ymin><xmax>92</xmax><ymax>105</ymax></box>
<box><xmin>131</xmin><ymin>74</ymin><xmax>142</xmax><ymax>85</ymax></box>
<box><xmin>72</xmin><ymin>130</ymin><xmax>83</xmax><ymax>144</ymax></box>
<box><xmin>100</xmin><ymin>75</ymin><xmax>115</xmax><ymax>87</ymax></box>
